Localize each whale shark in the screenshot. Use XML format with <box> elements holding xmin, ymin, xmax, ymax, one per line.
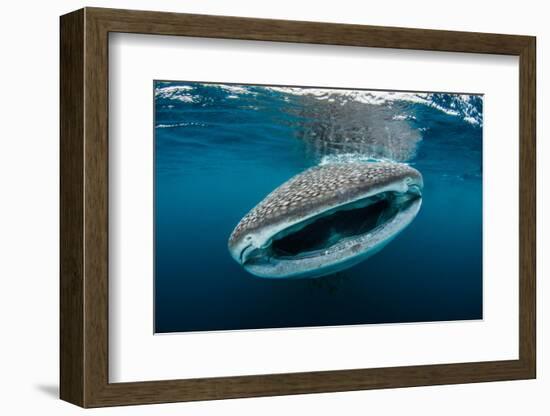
<box><xmin>228</xmin><ymin>162</ymin><xmax>423</xmax><ymax>279</ymax></box>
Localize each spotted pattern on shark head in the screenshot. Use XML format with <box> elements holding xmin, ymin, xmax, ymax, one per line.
<box><xmin>229</xmin><ymin>162</ymin><xmax>420</xmax><ymax>244</ymax></box>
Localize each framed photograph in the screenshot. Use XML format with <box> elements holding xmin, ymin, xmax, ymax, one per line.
<box><xmin>60</xmin><ymin>7</ymin><xmax>536</xmax><ymax>407</ymax></box>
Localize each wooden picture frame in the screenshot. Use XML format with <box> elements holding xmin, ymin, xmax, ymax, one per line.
<box><xmin>60</xmin><ymin>7</ymin><xmax>536</xmax><ymax>408</ymax></box>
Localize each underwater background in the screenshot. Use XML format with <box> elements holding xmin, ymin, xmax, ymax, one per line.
<box><xmin>154</xmin><ymin>81</ymin><xmax>483</xmax><ymax>333</ymax></box>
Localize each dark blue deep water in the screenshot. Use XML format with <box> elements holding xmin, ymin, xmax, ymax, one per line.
<box><xmin>154</xmin><ymin>81</ymin><xmax>483</xmax><ymax>333</ymax></box>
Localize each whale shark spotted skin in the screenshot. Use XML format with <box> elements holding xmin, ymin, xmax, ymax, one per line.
<box><xmin>228</xmin><ymin>162</ymin><xmax>423</xmax><ymax>279</ymax></box>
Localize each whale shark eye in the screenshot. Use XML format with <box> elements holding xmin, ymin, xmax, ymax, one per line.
<box><xmin>246</xmin><ymin>235</ymin><xmax>252</xmax><ymax>241</ymax></box>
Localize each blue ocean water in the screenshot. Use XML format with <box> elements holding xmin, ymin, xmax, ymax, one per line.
<box><xmin>154</xmin><ymin>81</ymin><xmax>483</xmax><ymax>333</ymax></box>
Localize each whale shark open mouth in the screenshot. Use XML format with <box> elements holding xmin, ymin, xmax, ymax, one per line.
<box><xmin>244</xmin><ymin>187</ymin><xmax>421</xmax><ymax>265</ymax></box>
<box><xmin>229</xmin><ymin>162</ymin><xmax>423</xmax><ymax>278</ymax></box>
<box><xmin>271</xmin><ymin>192</ymin><xmax>414</xmax><ymax>259</ymax></box>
